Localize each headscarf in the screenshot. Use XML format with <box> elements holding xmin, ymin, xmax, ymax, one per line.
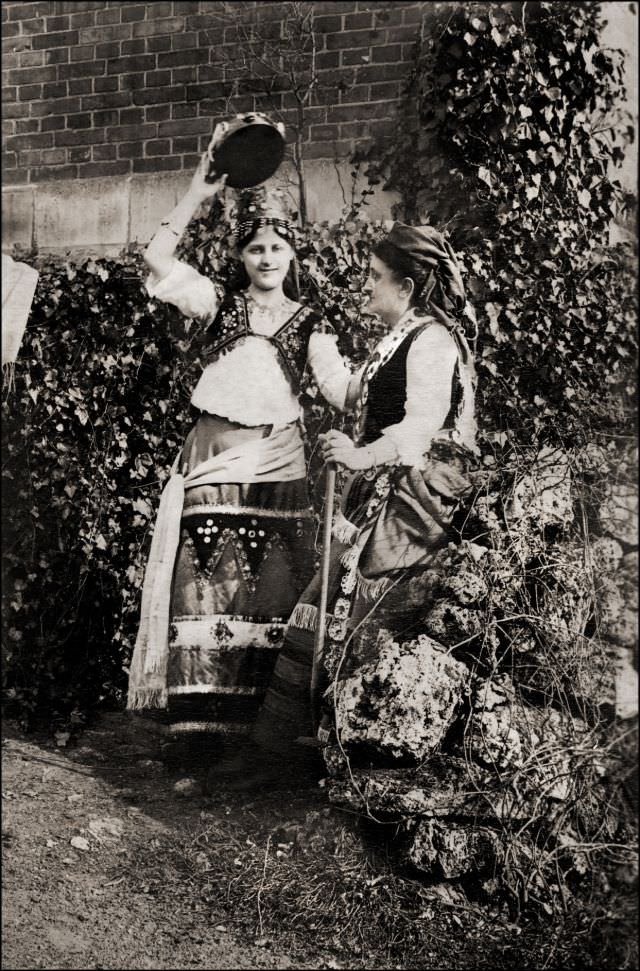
<box><xmin>382</xmin><ymin>222</ymin><xmax>467</xmax><ymax>322</ymax></box>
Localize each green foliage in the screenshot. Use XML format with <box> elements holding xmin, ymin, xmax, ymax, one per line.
<box><xmin>366</xmin><ymin>0</ymin><xmax>637</xmax><ymax>445</ymax></box>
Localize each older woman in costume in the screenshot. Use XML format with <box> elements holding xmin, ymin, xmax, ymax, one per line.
<box><xmin>226</xmin><ymin>222</ymin><xmax>478</xmax><ymax>784</ymax></box>
<box><xmin>127</xmin><ymin>152</ymin><xmax>359</xmax><ymax>744</ymax></box>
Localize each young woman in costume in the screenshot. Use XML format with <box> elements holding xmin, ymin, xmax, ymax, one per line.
<box><xmin>127</xmin><ymin>151</ymin><xmax>359</xmax><ymax>745</ymax></box>
<box><xmin>233</xmin><ymin>222</ymin><xmax>479</xmax><ymax>783</ymax></box>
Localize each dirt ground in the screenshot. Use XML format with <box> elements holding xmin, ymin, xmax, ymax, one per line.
<box><xmin>1</xmin><ymin>712</ymin><xmax>337</xmax><ymax>971</ymax></box>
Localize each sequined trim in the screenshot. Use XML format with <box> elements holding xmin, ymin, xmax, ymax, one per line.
<box><xmin>168</xmin><ymin>684</ymin><xmax>264</xmax><ymax>696</ymax></box>
<box><xmin>169</xmin><ymin>721</ymin><xmax>253</xmax><ymax>735</ymax></box>
<box><xmin>170</xmin><ymin>617</ymin><xmax>287</xmax><ymax>651</ymax></box>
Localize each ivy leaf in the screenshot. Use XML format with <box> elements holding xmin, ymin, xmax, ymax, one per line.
<box><xmin>578</xmin><ymin>189</ymin><xmax>592</xmax><ymax>207</ymax></box>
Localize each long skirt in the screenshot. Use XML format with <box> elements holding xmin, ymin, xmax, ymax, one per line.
<box><xmin>253</xmin><ymin>441</ymin><xmax>475</xmax><ymax>754</ymax></box>
<box><xmin>164</xmin><ymin>414</ymin><xmax>316</xmax><ymax>737</ymax></box>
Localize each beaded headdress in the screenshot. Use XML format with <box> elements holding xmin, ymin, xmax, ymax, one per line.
<box><xmin>231</xmin><ymin>184</ymin><xmax>296</xmax><ymax>246</ymax></box>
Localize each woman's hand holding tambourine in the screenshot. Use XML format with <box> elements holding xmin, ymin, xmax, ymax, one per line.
<box><xmin>188</xmin><ymin>143</ymin><xmax>228</xmax><ymax>204</ymax></box>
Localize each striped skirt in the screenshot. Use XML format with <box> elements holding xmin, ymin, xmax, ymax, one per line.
<box><xmin>164</xmin><ymin>413</ymin><xmax>316</xmax><ymax>737</ymax></box>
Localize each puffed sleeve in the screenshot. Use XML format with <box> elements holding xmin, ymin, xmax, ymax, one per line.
<box><xmin>369</xmin><ymin>324</ymin><xmax>458</xmax><ymax>468</ymax></box>
<box><xmin>307</xmin><ymin>326</ymin><xmax>360</xmax><ymax>412</ymax></box>
<box><xmin>146</xmin><ymin>258</ymin><xmax>219</xmax><ymax>320</ymax></box>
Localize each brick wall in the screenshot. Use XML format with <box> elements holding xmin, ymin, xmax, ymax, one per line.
<box><xmin>2</xmin><ymin>0</ymin><xmax>425</xmax><ymax>186</ymax></box>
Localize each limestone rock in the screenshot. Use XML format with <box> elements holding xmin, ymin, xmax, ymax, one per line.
<box><xmin>508</xmin><ymin>446</ymin><xmax>573</xmax><ymax>528</ymax></box>
<box><xmin>408</xmin><ymin>820</ymin><xmax>503</xmax><ymax>879</ymax></box>
<box><xmin>330</xmin><ymin>631</ymin><xmax>469</xmax><ymax>762</ymax></box>
<box><xmin>440</xmin><ymin>571</ymin><xmax>488</xmax><ymax>605</ymax></box>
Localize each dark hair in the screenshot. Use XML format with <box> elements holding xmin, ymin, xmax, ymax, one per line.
<box><xmin>233</xmin><ymin>221</ymin><xmax>299</xmax><ymax>301</ymax></box>
<box><xmin>372</xmin><ymin>238</ymin><xmax>432</xmax><ymax>311</ymax></box>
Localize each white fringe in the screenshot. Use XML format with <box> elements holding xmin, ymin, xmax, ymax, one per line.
<box><xmin>127</xmin><ymin>687</ymin><xmax>168</xmax><ymax>710</ymax></box>
<box><xmin>287</xmin><ymin>603</ymin><xmax>319</xmax><ymax>632</ymax></box>
<box><xmin>354</xmin><ymin>570</ymin><xmax>393</xmax><ymax>601</ymax></box>
<box><xmin>340</xmin><ymin>546</ymin><xmax>361</xmax><ymax>571</ymax></box>
<box><xmin>332</xmin><ymin>511</ymin><xmax>360</xmax><ymax>545</ymax></box>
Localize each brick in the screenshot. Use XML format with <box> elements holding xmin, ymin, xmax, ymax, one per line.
<box><xmin>119</xmin><ymin>107</ymin><xmax>144</xmax><ymax>125</ymax></box>
<box><xmin>339</xmin><ymin>82</ymin><xmax>370</xmax><ymax>103</ymax></box>
<box><xmin>326</xmin><ymin>27</ymin><xmax>383</xmax><ymax>50</ymax></box>
<box><xmin>92</xmin><ymin>144</ymin><xmax>117</xmax><ymax>161</ymax></box>
<box><xmin>1</xmin><ymin>22</ymin><xmax>21</xmax><ymax>38</ymax></box>
<box><xmin>32</xmin><ymin>30</ymin><xmax>80</xmax><ymax>50</ymax></box>
<box><xmin>121</xmin><ymin>4</ymin><xmax>147</xmax><ymax>23</ymax></box>
<box><xmin>310</xmin><ymin>123</ymin><xmax>341</xmax><ymax>140</ymax></box>
<box><xmin>2</xmin><ymin>120</ymin><xmax>16</xmax><ymax>136</ymax></box>
<box><xmin>93</xmin><ymin>75</ymin><xmax>119</xmax><ymax>92</ymax></box>
<box><xmin>184</xmin><ymin>82</ymin><xmax>226</xmax><ymax>103</ymax></box>
<box><xmin>41</xmin><ymin>115</ymin><xmax>66</xmax><ymax>131</ymax></box>
<box><xmin>121</xmin><ymin>38</ymin><xmax>145</xmax><ymax>55</ymax></box>
<box><xmin>5</xmin><ymin>170</ymin><xmax>30</xmax><ymax>183</ymax></box>
<box><xmin>53</xmin><ymin>128</ymin><xmax>106</xmax><ymax>147</ymax></box>
<box><xmin>3</xmin><ymin>152</ymin><xmax>17</xmax><ymax>168</ymax></box>
<box><xmin>53</xmin><ymin>1</ymin><xmax>102</xmax><ymax>13</ymax></box>
<box><xmin>145</xmin><ymin>104</ymin><xmax>171</xmax><ymax>122</ymax></box>
<box><xmin>330</xmin><ymin>100</ymin><xmax>396</xmax><ymax>123</ymax></box>
<box><xmin>157</xmin><ymin>49</ymin><xmax>208</xmax><ymax>68</ymax></box>
<box><xmin>315</xmin><ymin>14</ymin><xmax>344</xmax><ymax>32</ymax></box>
<box><xmin>57</xmin><ymin>60</ymin><xmax>106</xmax><ymax>80</ymax></box>
<box><xmin>68</xmin><ymin>78</ymin><xmax>93</xmax><ymax>95</ymax></box>
<box><xmin>70</xmin><ymin>44</ymin><xmax>96</xmax><ymax>62</ymax></box>
<box><xmin>3</xmin><ymin>102</ymin><xmax>29</xmax><ymax>119</ymax></box>
<box><xmin>42</xmin><ymin>80</ymin><xmax>68</xmax><ymax>98</ymax></box>
<box><xmin>18</xmin><ymin>84</ymin><xmax>43</xmax><ymax>101</ymax></box>
<box><xmin>145</xmin><ymin>69</ymin><xmax>172</xmax><ymax>87</ymax></box>
<box><xmin>117</xmin><ymin>141</ymin><xmax>144</xmax><ymax>158</ymax></box>
<box><xmin>152</xmin><ymin>1</ymin><xmax>173</xmax><ymax>16</ymax></box>
<box><xmin>81</xmin><ymin>91</ymin><xmax>131</xmax><ymax>109</ymax></box>
<box><xmin>95</xmin><ymin>6</ymin><xmax>122</xmax><ymax>26</ymax></box>
<box><xmin>29</xmin><ymin>162</ymin><xmax>79</xmax><ymax>181</ymax></box>
<box><xmin>95</xmin><ymin>42</ymin><xmax>121</xmax><ymax>59</ymax></box>
<box><xmin>385</xmin><ymin>24</ymin><xmax>421</xmax><ymax>43</ymax></box>
<box><xmin>9</xmin><ymin>3</ymin><xmax>49</xmax><ymax>21</ymax></box>
<box><xmin>46</xmin><ymin>14</ymin><xmax>70</xmax><ymax>31</ymax></box>
<box><xmin>355</xmin><ymin>62</ymin><xmax>408</xmax><ymax>81</ymax></box>
<box><xmin>132</xmin><ymin>156</ymin><xmax>181</xmax><ymax>173</ymax></box>
<box><xmin>67</xmin><ymin>144</ymin><xmax>91</xmax><ymax>162</ymax></box>
<box><xmin>371</xmin><ymin>42</ymin><xmax>402</xmax><ymax>62</ymax></box>
<box><xmin>2</xmin><ymin>52</ymin><xmax>19</xmax><ymax>71</ymax></box>
<box><xmin>313</xmin><ymin>2</ymin><xmax>356</xmax><ymax>12</ymax></box>
<box><xmin>316</xmin><ymin>51</ymin><xmax>340</xmax><ymax>70</ymax></box>
<box><xmin>107</xmin><ymin>54</ymin><xmax>156</xmax><ymax>74</ymax></box>
<box><xmin>344</xmin><ymin>11</ymin><xmax>374</xmax><ymax>29</ymax></box>
<box><xmin>198</xmin><ymin>65</ymin><xmax>230</xmax><ymax>85</ymax></box>
<box><xmin>171</xmin><ymin>101</ymin><xmax>199</xmax><ymax>119</ymax></box>
<box><xmin>132</xmin><ymin>17</ymin><xmax>185</xmax><ymax>38</ymax></box>
<box><xmin>402</xmin><ymin>5</ymin><xmax>424</xmax><ymax>25</ymax></box>
<box><xmin>78</xmin><ymin>23</ymin><xmax>132</xmax><ymax>44</ymax></box>
<box><xmin>170</xmin><ymin>135</ymin><xmax>198</xmax><ymax>154</ymax></box>
<box><xmin>145</xmin><ymin>138</ymin><xmax>173</xmax><ymax>155</ymax></box>
<box><xmin>120</xmin><ymin>73</ymin><xmax>146</xmax><ymax>91</ymax></box>
<box><xmin>146</xmin><ymin>35</ymin><xmax>172</xmax><ymax>52</ymax></box>
<box><xmin>8</xmin><ymin>66</ymin><xmax>58</xmax><ymax>84</ymax></box>
<box><xmin>69</xmin><ymin>12</ymin><xmax>95</xmax><ymax>29</ymax></box>
<box><xmin>18</xmin><ymin>16</ymin><xmax>46</xmax><ymax>34</ymax></box>
<box><xmin>3</xmin><ymin>85</ymin><xmax>17</xmax><ymax>102</ymax></box>
<box><xmin>91</xmin><ymin>108</ymin><xmax>119</xmax><ymax>128</ymax></box>
<box><xmin>45</xmin><ymin>48</ymin><xmax>69</xmax><ymax>64</ymax></box>
<box><xmin>370</xmin><ymin>80</ymin><xmax>403</xmax><ymax>100</ymax></box>
<box><xmin>66</xmin><ymin>111</ymin><xmax>92</xmax><ymax>129</ymax></box>
<box><xmin>17</xmin><ymin>149</ymin><xmax>42</xmax><ymax>166</ymax></box>
<box><xmin>170</xmin><ymin>30</ymin><xmax>199</xmax><ymax>51</ymax></box>
<box><xmin>5</xmin><ymin>131</ymin><xmax>53</xmax><ymax>151</ymax></box>
<box><xmin>157</xmin><ymin>117</ymin><xmax>210</xmax><ymax>137</ymax></box>
<box><xmin>171</xmin><ymin>65</ymin><xmax>197</xmax><ymax>83</ymax></box>
<box><xmin>77</xmin><ymin>160</ymin><xmax>131</xmax><ymax>178</ymax></box>
<box><xmin>339</xmin><ymin>121</ymin><xmax>370</xmax><ymax>138</ymax></box>
<box><xmin>15</xmin><ymin>118</ymin><xmax>41</xmax><ymax>135</ymax></box>
<box><xmin>106</xmin><ymin>122</ymin><xmax>156</xmax><ymax>142</ymax></box>
<box><xmin>41</xmin><ymin>147</ymin><xmax>67</xmax><ymax>164</ymax></box>
<box><xmin>19</xmin><ymin>51</ymin><xmax>45</xmax><ymax>67</ymax></box>
<box><xmin>31</xmin><ymin>97</ymin><xmax>80</xmax><ymax>116</ymax></box>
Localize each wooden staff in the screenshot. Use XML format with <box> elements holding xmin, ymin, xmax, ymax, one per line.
<box><xmin>310</xmin><ymin>463</ymin><xmax>336</xmax><ymax>732</ymax></box>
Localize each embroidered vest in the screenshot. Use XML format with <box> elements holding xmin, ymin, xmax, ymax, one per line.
<box><xmin>361</xmin><ymin>324</ymin><xmax>463</xmax><ymax>445</ymax></box>
<box><xmin>200</xmin><ymin>293</ymin><xmax>334</xmax><ymax>394</ymax></box>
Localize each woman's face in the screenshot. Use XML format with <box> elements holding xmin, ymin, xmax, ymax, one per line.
<box><xmin>241</xmin><ymin>225</ymin><xmax>293</xmax><ymax>292</ymax></box>
<box><xmin>362</xmin><ymin>253</ymin><xmax>411</xmax><ymax>325</ymax></box>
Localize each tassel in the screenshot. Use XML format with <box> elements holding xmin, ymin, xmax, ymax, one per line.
<box><xmin>2</xmin><ymin>362</ymin><xmax>16</xmax><ymax>396</ymax></box>
<box><xmin>126</xmin><ymin>687</ymin><xmax>168</xmax><ymax>710</ymax></box>
<box><xmin>340</xmin><ymin>546</ymin><xmax>361</xmax><ymax>571</ymax></box>
<box><xmin>287</xmin><ymin>602</ymin><xmax>319</xmax><ymax>632</ymax></box>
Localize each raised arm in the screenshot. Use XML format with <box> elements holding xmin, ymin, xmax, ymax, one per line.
<box><xmin>144</xmin><ymin>140</ymin><xmax>227</xmax><ymax>282</ymax></box>
<box><xmin>307</xmin><ymin>327</ymin><xmax>364</xmax><ymax>412</ymax></box>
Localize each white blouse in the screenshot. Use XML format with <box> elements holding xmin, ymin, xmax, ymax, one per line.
<box><xmin>146</xmin><ymin>259</ymin><xmax>354</xmax><ymax>427</ymax></box>
<box><xmin>366</xmin><ymin>312</ymin><xmax>477</xmax><ymax>468</ymax></box>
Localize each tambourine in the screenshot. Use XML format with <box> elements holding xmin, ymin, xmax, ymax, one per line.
<box><xmin>205</xmin><ymin>113</ymin><xmax>286</xmax><ymax>189</ymax></box>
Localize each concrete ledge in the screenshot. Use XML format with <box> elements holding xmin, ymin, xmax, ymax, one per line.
<box><xmin>1</xmin><ymin>161</ymin><xmax>400</xmax><ymax>258</ymax></box>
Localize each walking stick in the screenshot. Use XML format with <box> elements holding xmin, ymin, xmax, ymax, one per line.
<box><xmin>310</xmin><ymin>462</ymin><xmax>336</xmax><ymax>735</ymax></box>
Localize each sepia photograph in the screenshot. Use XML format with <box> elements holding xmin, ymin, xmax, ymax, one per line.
<box><xmin>2</xmin><ymin>2</ymin><xmax>638</xmax><ymax>969</ymax></box>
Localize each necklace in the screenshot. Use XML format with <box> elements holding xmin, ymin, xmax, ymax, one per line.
<box><xmin>246</xmin><ymin>289</ymin><xmax>293</xmax><ymax>314</ymax></box>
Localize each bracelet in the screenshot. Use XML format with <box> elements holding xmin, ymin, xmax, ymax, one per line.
<box><xmin>159</xmin><ymin>220</ymin><xmax>181</xmax><ymax>238</ymax></box>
